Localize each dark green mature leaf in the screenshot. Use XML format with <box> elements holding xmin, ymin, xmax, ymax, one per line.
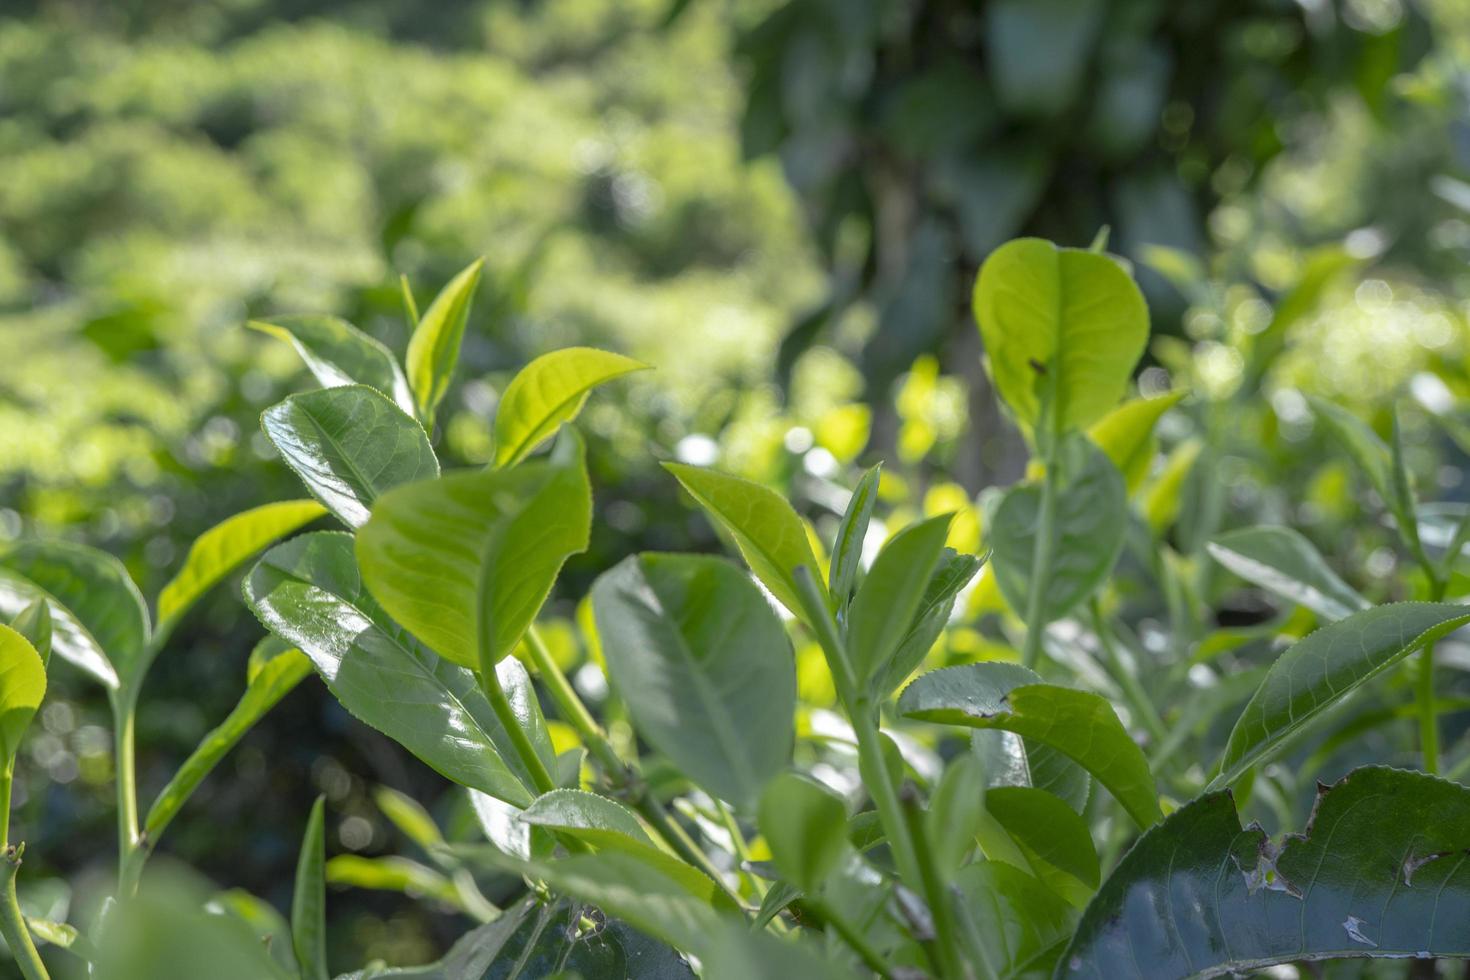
<box><xmin>248</xmin><ymin>315</ymin><xmax>415</xmax><ymax>415</ymax></box>
<box><xmin>157</xmin><ymin>499</ymin><xmax>326</xmax><ymax>637</ymax></box>
<box><xmin>262</xmin><ymin>385</ymin><xmax>438</xmax><ymax>529</ymax></box>
<box><xmin>758</xmin><ymin>772</ymin><xmax>848</xmax><ymax>892</ymax></box>
<box><xmin>700</xmin><ymin>919</ymin><xmax>859</xmax><ymax>980</ymax></box>
<box><xmin>827</xmin><ymin>464</ymin><xmax>881</xmax><ymax>609</ymax></box>
<box><xmin>356</xmin><ymin>441</ymin><xmax>590</xmax><ymax>670</ymax></box>
<box><xmin>899</xmin><ymin>662</ymin><xmax>1160</xmax><ymax>828</ymax></box>
<box><xmin>245</xmin><ymin>532</ymin><xmax>551</xmax><ymax>805</ymax></box>
<box><xmin>875</xmin><ymin>549</ymin><xmax>984</xmax><ymax>698</ymax></box>
<box><xmin>9</xmin><ymin>599</ymin><xmax>51</xmax><ymax>668</ymax></box>
<box><xmin>972</xmin><ymin>238</ymin><xmax>1147</xmax><ymax>437</ymax></box>
<box><xmin>485</xmin><ymin>903</ymin><xmax>695</xmax><ymax>980</ymax></box>
<box><xmin>592</xmin><ymin>553</ymin><xmax>795</xmax><ymax>808</ymax></box>
<box><xmin>405</xmin><ymin>258</ymin><xmax>484</xmax><ymax>426</ymax></box>
<box><xmin>293</xmin><ymin>796</ymin><xmax>328</xmax><ymax>980</ymax></box>
<box><xmin>2</xmin><ymin>540</ymin><xmax>149</xmax><ymax>688</ymax></box>
<box><xmin>492</xmin><ymin>346</ymin><xmax>649</xmax><ymax>468</ymax></box>
<box><xmin>985</xmin><ymin>0</ymin><xmax>1103</xmax><ymax>120</ymax></box>
<box><xmin>991</xmin><ymin>434</ymin><xmax>1127</xmax><ymax>622</ymax></box>
<box><xmin>954</xmin><ymin>861</ymin><xmax>1073</xmax><ymax>980</ymax></box>
<box><xmin>1062</xmin><ymin>766</ymin><xmax>1470</xmax><ymax>978</ymax></box>
<box><xmin>1207</xmin><ymin>526</ymin><xmax>1368</xmax><ymax>622</ymax></box>
<box><xmin>332</xmin><ymin>901</ymin><xmax>534</xmax><ymax>980</ymax></box>
<box><xmin>144</xmin><ymin>646</ymin><xmax>311</xmax><ymax>845</ymax></box>
<box><xmin>0</xmin><ymin>624</ymin><xmax>46</xmax><ymax>768</ymax></box>
<box><xmin>1214</xmin><ymin>602</ymin><xmax>1470</xmax><ymax>788</ymax></box>
<box><xmin>986</xmin><ymin>786</ymin><xmax>1099</xmax><ymax>897</ymax></box>
<box><xmin>848</xmin><ymin>514</ymin><xmax>953</xmax><ymax>683</ymax></box>
<box><xmin>663</xmin><ymin>462</ymin><xmax>828</xmax><ymax>618</ymax></box>
<box><xmin>973</xmin><ymin>731</ymin><xmax>1091</xmax><ymax>814</ymax></box>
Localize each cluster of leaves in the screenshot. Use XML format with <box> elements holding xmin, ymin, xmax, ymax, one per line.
<box><xmin>2</xmin><ymin>236</ymin><xmax>1470</xmax><ymax>979</ymax></box>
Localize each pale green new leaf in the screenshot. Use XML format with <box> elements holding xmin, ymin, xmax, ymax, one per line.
<box><xmin>292</xmin><ymin>796</ymin><xmax>328</xmax><ymax>980</ymax></box>
<box><xmin>325</xmin><ymin>855</ymin><xmax>459</xmax><ymax>906</ymax></box>
<box><xmin>492</xmin><ymin>346</ymin><xmax>649</xmax><ymax>468</ymax></box>
<box><xmin>247</xmin><ymin>315</ymin><xmax>415</xmax><ymax>415</ymax></box>
<box><xmin>972</xmin><ymin>237</ymin><xmax>1148</xmax><ymax>436</ymax></box>
<box><xmin>847</xmin><ymin>513</ymin><xmax>953</xmax><ymax>683</ymax></box>
<box><xmin>827</xmin><ymin>463</ymin><xmax>881</xmax><ymax>608</ymax></box>
<box><xmin>0</xmin><ymin>624</ymin><xmax>46</xmax><ymax>768</ymax></box>
<box><xmin>405</xmin><ymin>258</ymin><xmax>484</xmax><ymax>426</ymax></box>
<box><xmin>1206</xmin><ymin>525</ymin><xmax>1368</xmax><ymax>622</ymax></box>
<box><xmin>356</xmin><ymin>441</ymin><xmax>591</xmax><ymax>669</ymax></box>
<box><xmin>262</xmin><ymin>385</ymin><xmax>438</xmax><ymax>529</ymax></box>
<box><xmin>9</xmin><ymin>600</ymin><xmax>50</xmax><ymax>668</ymax></box>
<box><xmin>1213</xmin><ymin>602</ymin><xmax>1470</xmax><ymax>788</ymax></box>
<box><xmin>663</xmin><ymin>462</ymin><xmax>828</xmax><ymax>618</ymax></box>
<box><xmin>592</xmin><ymin>553</ymin><xmax>795</xmax><ymax>808</ymax></box>
<box><xmin>373</xmin><ymin>785</ymin><xmax>444</xmax><ymax>851</ymax></box>
<box><xmin>157</xmin><ymin>500</ymin><xmax>326</xmax><ymax>636</ymax></box>
<box><xmin>1086</xmin><ymin>389</ymin><xmax>1185</xmax><ymax>493</ymax></box>
<box><xmin>899</xmin><ymin>662</ymin><xmax>1161</xmax><ymax>828</ymax></box>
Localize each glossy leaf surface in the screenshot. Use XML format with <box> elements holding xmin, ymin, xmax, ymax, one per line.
<box><xmin>248</xmin><ymin>315</ymin><xmax>414</xmax><ymax>415</ymax></box>
<box><xmin>405</xmin><ymin>258</ymin><xmax>483</xmax><ymax>425</ymax></box>
<box><xmin>847</xmin><ymin>513</ymin><xmax>953</xmax><ymax>683</ymax></box>
<box><xmin>492</xmin><ymin>346</ymin><xmax>648</xmax><ymax>468</ymax></box>
<box><xmin>0</xmin><ymin>624</ymin><xmax>45</xmax><ymax>767</ymax></box>
<box><xmin>0</xmin><ymin>567</ymin><xmax>116</xmax><ymax>689</ymax></box>
<box><xmin>1206</xmin><ymin>525</ymin><xmax>1368</xmax><ymax>622</ymax></box>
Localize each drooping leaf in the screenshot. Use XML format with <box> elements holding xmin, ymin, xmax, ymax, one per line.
<box><xmin>898</xmin><ymin>662</ymin><xmax>1160</xmax><ymax>828</ymax></box>
<box><xmin>875</xmin><ymin>549</ymin><xmax>985</xmax><ymax>698</ymax></box>
<box><xmin>1206</xmin><ymin>525</ymin><xmax>1368</xmax><ymax>622</ymax></box>
<box><xmin>292</xmin><ymin>796</ymin><xmax>328</xmax><ymax>980</ymax></box>
<box><xmin>0</xmin><ymin>624</ymin><xmax>46</xmax><ymax>768</ymax></box>
<box><xmin>972</xmin><ymin>731</ymin><xmax>1091</xmax><ymax>814</ymax></box>
<box><xmin>492</xmin><ymin>346</ymin><xmax>649</xmax><ymax>468</ymax></box>
<box><xmin>9</xmin><ymin>599</ymin><xmax>51</xmax><ymax>668</ymax></box>
<box><xmin>1062</xmin><ymin>766</ymin><xmax>1470</xmax><ymax>978</ymax></box>
<box><xmin>663</xmin><ymin>462</ymin><xmax>828</xmax><ymax>618</ymax></box>
<box><xmin>1213</xmin><ymin>602</ymin><xmax>1470</xmax><ymax>789</ymax></box>
<box><xmin>144</xmin><ymin>646</ymin><xmax>311</xmax><ymax>845</ymax></box>
<box><xmin>985</xmin><ymin>786</ymin><xmax>1099</xmax><ymax>898</ymax></box>
<box><xmin>356</xmin><ymin>439</ymin><xmax>590</xmax><ymax>670</ymax></box>
<box><xmin>848</xmin><ymin>514</ymin><xmax>953</xmax><ymax>683</ymax></box>
<box><xmin>0</xmin><ymin>567</ymin><xmax>116</xmax><ymax>689</ymax></box>
<box><xmin>405</xmin><ymin>258</ymin><xmax>484</xmax><ymax>426</ymax></box>
<box><xmin>972</xmin><ymin>237</ymin><xmax>1148</xmax><ymax>437</ymax></box>
<box><xmin>758</xmin><ymin>772</ymin><xmax>848</xmax><ymax>892</ymax></box>
<box><xmin>262</xmin><ymin>385</ymin><xmax>438</xmax><ymax>529</ymax></box>
<box><xmin>953</xmin><ymin>860</ymin><xmax>1074</xmax><ymax>980</ymax></box>
<box><xmin>1086</xmin><ymin>390</ymin><xmax>1185</xmax><ymax>494</ymax></box>
<box><xmin>156</xmin><ymin>500</ymin><xmax>326</xmax><ymax>637</ymax></box>
<box><xmin>245</xmin><ymin>532</ymin><xmax>551</xmax><ymax>805</ymax></box>
<box><xmin>1</xmin><ymin>540</ymin><xmax>148</xmax><ymax>688</ymax></box>
<box><xmin>247</xmin><ymin>315</ymin><xmax>415</xmax><ymax>415</ymax></box>
<box><xmin>990</xmin><ymin>433</ymin><xmax>1127</xmax><ymax>623</ymax></box>
<box><xmin>827</xmin><ymin>464</ymin><xmax>881</xmax><ymax>609</ymax></box>
<box><xmin>591</xmin><ymin>553</ymin><xmax>795</xmax><ymax>808</ymax></box>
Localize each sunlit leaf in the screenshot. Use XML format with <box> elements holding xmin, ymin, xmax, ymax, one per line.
<box><xmin>292</xmin><ymin>796</ymin><xmax>328</xmax><ymax>980</ymax></box>
<box><xmin>1206</xmin><ymin>525</ymin><xmax>1368</xmax><ymax>622</ymax></box>
<box><xmin>405</xmin><ymin>258</ymin><xmax>484</xmax><ymax>426</ymax></box>
<box><xmin>1086</xmin><ymin>390</ymin><xmax>1185</xmax><ymax>494</ymax></box>
<box><xmin>827</xmin><ymin>464</ymin><xmax>881</xmax><ymax>609</ymax></box>
<box><xmin>248</xmin><ymin>315</ymin><xmax>415</xmax><ymax>415</ymax></box>
<box><xmin>0</xmin><ymin>624</ymin><xmax>46</xmax><ymax>767</ymax></box>
<box><xmin>492</xmin><ymin>346</ymin><xmax>648</xmax><ymax>468</ymax></box>
<box><xmin>848</xmin><ymin>513</ymin><xmax>953</xmax><ymax>683</ymax></box>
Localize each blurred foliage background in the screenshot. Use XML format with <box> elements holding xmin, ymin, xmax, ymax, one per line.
<box><xmin>4</xmin><ymin>0</ymin><xmax>1470</xmax><ymax>972</ymax></box>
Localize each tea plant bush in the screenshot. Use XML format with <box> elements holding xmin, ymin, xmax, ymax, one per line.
<box><xmin>3</xmin><ymin>239</ymin><xmax>1470</xmax><ymax>978</ymax></box>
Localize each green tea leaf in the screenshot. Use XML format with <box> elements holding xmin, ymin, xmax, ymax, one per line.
<box><xmin>757</xmin><ymin>772</ymin><xmax>848</xmax><ymax>892</ymax></box>
<box><xmin>1309</xmin><ymin>397</ymin><xmax>1414</xmax><ymax>531</ymax></box>
<box><xmin>972</xmin><ymin>237</ymin><xmax>1148</xmax><ymax>437</ymax></box>
<box><xmin>899</xmin><ymin>662</ymin><xmax>1160</xmax><ymax>828</ymax></box>
<box><xmin>247</xmin><ymin>315</ymin><xmax>415</xmax><ymax>415</ymax></box>
<box><xmin>262</xmin><ymin>385</ymin><xmax>438</xmax><ymax>529</ymax></box>
<box><xmin>144</xmin><ymin>646</ymin><xmax>311</xmax><ymax>845</ymax></box>
<box><xmin>1206</xmin><ymin>525</ymin><xmax>1369</xmax><ymax>622</ymax></box>
<box><xmin>1086</xmin><ymin>390</ymin><xmax>1185</xmax><ymax>494</ymax></box>
<box><xmin>325</xmin><ymin>855</ymin><xmax>459</xmax><ymax>906</ymax></box>
<box><xmin>373</xmin><ymin>785</ymin><xmax>444</xmax><ymax>850</ymax></box>
<box><xmin>356</xmin><ymin>441</ymin><xmax>590</xmax><ymax>669</ymax></box>
<box><xmin>0</xmin><ymin>568</ymin><xmax>116</xmax><ymax>689</ymax></box>
<box><xmin>927</xmin><ymin>753</ymin><xmax>988</xmax><ymax>872</ymax></box>
<box><xmin>972</xmin><ymin>731</ymin><xmax>1091</xmax><ymax>814</ymax></box>
<box><xmin>663</xmin><ymin>462</ymin><xmax>828</xmax><ymax>618</ymax></box>
<box><xmin>9</xmin><ymin>599</ymin><xmax>51</xmax><ymax>668</ymax></box>
<box><xmin>157</xmin><ymin>499</ymin><xmax>326</xmax><ymax>637</ymax></box>
<box><xmin>1213</xmin><ymin>602</ymin><xmax>1470</xmax><ymax>788</ymax></box>
<box><xmin>492</xmin><ymin>346</ymin><xmax>649</xmax><ymax>468</ymax></box>
<box><xmin>405</xmin><ymin>258</ymin><xmax>484</xmax><ymax>426</ymax></box>
<box><xmin>592</xmin><ymin>553</ymin><xmax>795</xmax><ymax>808</ymax></box>
<box><xmin>245</xmin><ymin>532</ymin><xmax>550</xmax><ymax>805</ymax></box>
<box><xmin>0</xmin><ymin>624</ymin><xmax>46</xmax><ymax>768</ymax></box>
<box><xmin>953</xmin><ymin>860</ymin><xmax>1074</xmax><ymax>980</ymax></box>
<box><xmin>487</xmin><ymin>903</ymin><xmax>696</xmax><ymax>980</ymax></box>
<box><xmin>990</xmin><ymin>433</ymin><xmax>1126</xmax><ymax>622</ymax></box>
<box><xmin>827</xmin><ymin>463</ymin><xmax>881</xmax><ymax>609</ymax></box>
<box><xmin>847</xmin><ymin>513</ymin><xmax>954</xmax><ymax>684</ymax></box>
<box><xmin>292</xmin><ymin>796</ymin><xmax>328</xmax><ymax>980</ymax></box>
<box><xmin>986</xmin><ymin>785</ymin><xmax>1099</xmax><ymax>895</ymax></box>
<box><xmin>874</xmin><ymin>550</ymin><xmax>985</xmax><ymax>698</ymax></box>
<box><xmin>2</xmin><ymin>540</ymin><xmax>149</xmax><ymax>688</ymax></box>
<box><xmin>330</xmin><ymin>900</ymin><xmax>534</xmax><ymax>980</ymax></box>
<box><xmin>1062</xmin><ymin>766</ymin><xmax>1470</xmax><ymax>977</ymax></box>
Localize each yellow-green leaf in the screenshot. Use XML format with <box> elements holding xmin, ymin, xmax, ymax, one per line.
<box><xmin>1086</xmin><ymin>390</ymin><xmax>1185</xmax><ymax>494</ymax></box>
<box><xmin>0</xmin><ymin>624</ymin><xmax>45</xmax><ymax>768</ymax></box>
<box><xmin>405</xmin><ymin>258</ymin><xmax>484</xmax><ymax>426</ymax></box>
<box><xmin>493</xmin><ymin>347</ymin><xmax>649</xmax><ymax>468</ymax></box>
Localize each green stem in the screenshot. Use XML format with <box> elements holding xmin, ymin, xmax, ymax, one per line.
<box><xmin>714</xmin><ymin>800</ymin><xmax>766</xmax><ymax>899</ymax></box>
<box><xmin>0</xmin><ymin>773</ymin><xmax>47</xmax><ymax>980</ymax></box>
<box><xmin>1021</xmin><ymin>461</ymin><xmax>1058</xmax><ymax>670</ymax></box>
<box><xmin>478</xmin><ymin>665</ymin><xmax>557</xmax><ymax>795</ymax></box>
<box><xmin>1090</xmin><ymin>599</ymin><xmax>1167</xmax><ymax>746</ymax></box>
<box><xmin>805</xmin><ymin>895</ymin><xmax>895</xmax><ymax>979</ymax></box>
<box><xmin>900</xmin><ymin>786</ymin><xmax>968</xmax><ymax>980</ymax></box>
<box><xmin>112</xmin><ymin>690</ymin><xmax>141</xmax><ymax>896</ymax></box>
<box><xmin>1417</xmin><ymin>570</ymin><xmax>1447</xmax><ymax>774</ymax></box>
